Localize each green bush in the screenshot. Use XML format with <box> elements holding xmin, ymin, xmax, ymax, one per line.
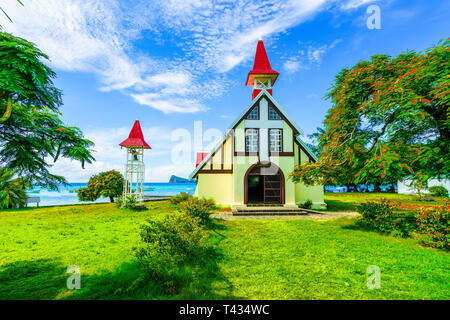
<box><xmin>116</xmin><ymin>194</ymin><xmax>146</xmax><ymax>210</ymax></box>
<box><xmin>134</xmin><ymin>213</ymin><xmax>206</xmax><ymax>283</ymax></box>
<box><xmin>428</xmin><ymin>186</ymin><xmax>449</xmax><ymax>198</ymax></box>
<box><xmin>415</xmin><ymin>205</ymin><xmax>449</xmax><ymax>250</ymax></box>
<box><xmin>300</xmin><ymin>199</ymin><xmax>312</xmax><ymax>209</ymax></box>
<box><xmin>169</xmin><ymin>192</ymin><xmax>192</xmax><ymax>205</ymax></box>
<box><xmin>357</xmin><ymin>200</ymin><xmax>416</xmax><ymax>237</ymax></box>
<box><xmin>178</xmin><ymin>197</ymin><xmax>215</xmax><ymax>224</ymax></box>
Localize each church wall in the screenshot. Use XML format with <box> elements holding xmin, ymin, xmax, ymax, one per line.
<box><xmin>196</xmin><ymin>173</ymin><xmax>233</xmax><ymax>205</ymax></box>
<box><xmin>295</xmin><ymin>183</ymin><xmax>325</xmax><ymax>209</ymax></box>
<box><xmin>233</xmin><ymin>155</ymin><xmax>259</xmax><ymax>204</ymax></box>
<box><xmin>223</xmin><ymin>136</ymin><xmax>233</xmax><ymax>170</ymax></box>
<box><xmin>282</xmin><ymin>122</ymin><xmax>293</xmax><ymax>152</ymax></box>
<box><xmin>212</xmin><ymin>150</ymin><xmax>222</xmax><ymax>170</ymax></box>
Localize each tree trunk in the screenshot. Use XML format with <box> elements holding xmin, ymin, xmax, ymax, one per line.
<box><xmin>373</xmin><ymin>183</ymin><xmax>381</xmax><ymax>193</ymax></box>
<box><xmin>109</xmin><ymin>196</ymin><xmax>114</xmax><ymax>203</ymax></box>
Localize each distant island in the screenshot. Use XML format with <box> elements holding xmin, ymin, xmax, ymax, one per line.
<box><xmin>168</xmin><ymin>175</ymin><xmax>196</xmax><ymax>183</ymax></box>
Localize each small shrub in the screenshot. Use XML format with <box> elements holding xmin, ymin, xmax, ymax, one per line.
<box><xmin>299</xmin><ymin>199</ymin><xmax>312</xmax><ymax>209</ymax></box>
<box><xmin>178</xmin><ymin>197</ymin><xmax>215</xmax><ymax>224</ymax></box>
<box><xmin>428</xmin><ymin>186</ymin><xmax>449</xmax><ymax>198</ymax></box>
<box><xmin>357</xmin><ymin>200</ymin><xmax>416</xmax><ymax>237</ymax></box>
<box><xmin>134</xmin><ymin>212</ymin><xmax>206</xmax><ymax>283</ymax></box>
<box><xmin>115</xmin><ymin>196</ymin><xmax>123</xmax><ymax>208</ymax></box>
<box><xmin>415</xmin><ymin>205</ymin><xmax>449</xmax><ymax>250</ymax></box>
<box><xmin>121</xmin><ymin>195</ymin><xmax>147</xmax><ymax>210</ymax></box>
<box><xmin>169</xmin><ymin>192</ymin><xmax>192</xmax><ymax>205</ymax></box>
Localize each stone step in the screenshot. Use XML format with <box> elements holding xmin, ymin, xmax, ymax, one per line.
<box><xmin>232</xmin><ymin>211</ymin><xmax>309</xmax><ymax>216</ymax></box>
<box><xmin>231</xmin><ymin>206</ymin><xmax>323</xmax><ymax>216</ymax></box>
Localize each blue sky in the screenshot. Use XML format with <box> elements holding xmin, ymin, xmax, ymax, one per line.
<box><xmin>1</xmin><ymin>0</ymin><xmax>449</xmax><ymax>182</ymax></box>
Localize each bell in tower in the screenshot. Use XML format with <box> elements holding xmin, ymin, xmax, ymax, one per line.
<box><xmin>245</xmin><ymin>40</ymin><xmax>280</xmax><ymax>100</ymax></box>
<box><xmin>119</xmin><ymin>120</ymin><xmax>151</xmax><ymax>205</ymax></box>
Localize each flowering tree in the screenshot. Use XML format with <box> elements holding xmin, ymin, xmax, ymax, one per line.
<box><xmin>77</xmin><ymin>170</ymin><xmax>124</xmax><ymax>203</ymax></box>
<box><xmin>291</xmin><ymin>39</ymin><xmax>450</xmax><ymax>188</ymax></box>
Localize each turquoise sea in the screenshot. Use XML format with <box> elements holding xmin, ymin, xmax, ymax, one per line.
<box><xmin>27</xmin><ymin>183</ymin><xmax>197</xmax><ymax>207</ymax></box>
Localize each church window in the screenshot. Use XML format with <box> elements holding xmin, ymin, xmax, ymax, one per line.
<box><xmin>246</xmin><ymin>106</ymin><xmax>259</xmax><ymax>120</ymax></box>
<box><xmin>245</xmin><ymin>129</ymin><xmax>259</xmax><ymax>152</ymax></box>
<box><xmin>269</xmin><ymin>129</ymin><xmax>282</xmax><ymax>152</ymax></box>
<box><xmin>269</xmin><ymin>106</ymin><xmax>282</xmax><ymax>120</ymax></box>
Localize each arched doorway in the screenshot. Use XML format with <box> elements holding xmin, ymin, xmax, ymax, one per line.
<box><xmin>244</xmin><ymin>162</ymin><xmax>285</xmax><ymax>205</ymax></box>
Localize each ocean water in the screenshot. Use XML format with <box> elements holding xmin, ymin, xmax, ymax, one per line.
<box><xmin>26</xmin><ymin>182</ymin><xmax>197</xmax><ymax>207</ymax></box>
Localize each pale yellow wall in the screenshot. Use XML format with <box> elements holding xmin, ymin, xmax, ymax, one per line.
<box><xmin>234</xmin><ymin>121</ymin><xmax>245</xmax><ymax>153</ymax></box>
<box><xmin>294</xmin><ymin>143</ymin><xmax>325</xmax><ymax>209</ymax></box>
<box><xmin>295</xmin><ymin>183</ymin><xmax>325</xmax><ymax>209</ymax></box>
<box><xmin>283</xmin><ymin>122</ymin><xmax>293</xmax><ymax>152</ymax></box>
<box><xmin>196</xmin><ymin>173</ymin><xmax>233</xmax><ymax>205</ymax></box>
<box><xmin>223</xmin><ymin>136</ymin><xmax>232</xmax><ymax>170</ymax></box>
<box><xmin>212</xmin><ymin>150</ymin><xmax>221</xmax><ymax>170</ymax></box>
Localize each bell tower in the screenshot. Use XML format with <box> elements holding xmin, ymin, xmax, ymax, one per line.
<box><xmin>245</xmin><ymin>40</ymin><xmax>280</xmax><ymax>100</ymax></box>
<box><xmin>119</xmin><ymin>120</ymin><xmax>151</xmax><ymax>205</ymax></box>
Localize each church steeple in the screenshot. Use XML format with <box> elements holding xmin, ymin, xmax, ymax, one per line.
<box><xmin>245</xmin><ymin>40</ymin><xmax>279</xmax><ymax>100</ymax></box>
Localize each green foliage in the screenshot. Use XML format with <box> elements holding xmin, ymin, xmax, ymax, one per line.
<box><xmin>77</xmin><ymin>170</ymin><xmax>124</xmax><ymax>203</ymax></box>
<box><xmin>291</xmin><ymin>39</ymin><xmax>450</xmax><ymax>188</ymax></box>
<box><xmin>134</xmin><ymin>212</ymin><xmax>206</xmax><ymax>288</ymax></box>
<box><xmin>122</xmin><ymin>195</ymin><xmax>141</xmax><ymax>210</ymax></box>
<box><xmin>299</xmin><ymin>199</ymin><xmax>313</xmax><ymax>209</ymax></box>
<box><xmin>0</xmin><ymin>32</ymin><xmax>94</xmax><ymax>189</ymax></box>
<box><xmin>428</xmin><ymin>186</ymin><xmax>449</xmax><ymax>197</ymax></box>
<box><xmin>178</xmin><ymin>197</ymin><xmax>215</xmax><ymax>224</ymax></box>
<box><xmin>169</xmin><ymin>192</ymin><xmax>192</xmax><ymax>205</ymax></box>
<box><xmin>0</xmin><ymin>167</ymin><xmax>28</xmax><ymax>209</ymax></box>
<box><xmin>357</xmin><ymin>200</ymin><xmax>417</xmax><ymax>237</ymax></box>
<box><xmin>415</xmin><ymin>205</ymin><xmax>449</xmax><ymax>250</ymax></box>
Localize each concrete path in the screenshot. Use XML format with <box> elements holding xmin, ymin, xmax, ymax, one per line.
<box><xmin>211</xmin><ymin>211</ymin><xmax>359</xmax><ymax>220</ymax></box>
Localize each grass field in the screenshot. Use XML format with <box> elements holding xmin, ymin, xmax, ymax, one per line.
<box><xmin>0</xmin><ymin>195</ymin><xmax>448</xmax><ymax>300</ymax></box>
<box><xmin>323</xmin><ymin>192</ymin><xmax>448</xmax><ymax>212</ymax></box>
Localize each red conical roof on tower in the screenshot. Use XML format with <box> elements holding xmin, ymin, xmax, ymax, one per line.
<box><xmin>245</xmin><ymin>40</ymin><xmax>279</xmax><ymax>86</ymax></box>
<box><xmin>119</xmin><ymin>120</ymin><xmax>151</xmax><ymax>149</ymax></box>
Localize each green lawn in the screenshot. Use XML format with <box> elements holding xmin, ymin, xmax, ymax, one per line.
<box><xmin>323</xmin><ymin>192</ymin><xmax>448</xmax><ymax>212</ymax></box>
<box><xmin>0</xmin><ymin>199</ymin><xmax>448</xmax><ymax>300</ymax></box>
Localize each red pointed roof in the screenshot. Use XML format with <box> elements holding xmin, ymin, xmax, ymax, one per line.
<box><xmin>195</xmin><ymin>152</ymin><xmax>209</xmax><ymax>167</ymax></box>
<box><xmin>119</xmin><ymin>120</ymin><xmax>151</xmax><ymax>149</ymax></box>
<box><xmin>245</xmin><ymin>40</ymin><xmax>279</xmax><ymax>86</ymax></box>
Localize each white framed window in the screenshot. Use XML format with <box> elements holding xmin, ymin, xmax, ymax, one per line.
<box><xmin>269</xmin><ymin>106</ymin><xmax>282</xmax><ymax>120</ymax></box>
<box><xmin>245</xmin><ymin>129</ymin><xmax>259</xmax><ymax>152</ymax></box>
<box><xmin>247</xmin><ymin>106</ymin><xmax>259</xmax><ymax>120</ymax></box>
<box><xmin>269</xmin><ymin>129</ymin><xmax>282</xmax><ymax>152</ymax></box>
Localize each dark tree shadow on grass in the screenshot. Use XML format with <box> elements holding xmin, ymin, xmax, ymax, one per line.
<box><xmin>0</xmin><ymin>221</ymin><xmax>238</xmax><ymax>300</ymax></box>
<box><xmin>324</xmin><ymin>200</ymin><xmax>357</xmax><ymax>212</ymax></box>
<box><xmin>0</xmin><ymin>259</ymin><xmax>67</xmax><ymax>299</ymax></box>
<box><xmin>0</xmin><ymin>254</ymin><xmax>238</xmax><ymax>300</ymax></box>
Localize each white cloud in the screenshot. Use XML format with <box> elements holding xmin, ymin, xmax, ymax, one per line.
<box><xmin>48</xmin><ymin>125</ymin><xmax>194</xmax><ymax>182</ymax></box>
<box><xmin>1</xmin><ymin>1</ymin><xmax>359</xmax><ymax>114</ymax></box>
<box><xmin>0</xmin><ymin>0</ymin><xmax>338</xmax><ymax>114</ymax></box>
<box><xmin>340</xmin><ymin>0</ymin><xmax>376</xmax><ymax>10</ymax></box>
<box><xmin>283</xmin><ymin>58</ymin><xmax>302</xmax><ymax>74</ymax></box>
<box><xmin>282</xmin><ymin>39</ymin><xmax>342</xmax><ymax>74</ymax></box>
